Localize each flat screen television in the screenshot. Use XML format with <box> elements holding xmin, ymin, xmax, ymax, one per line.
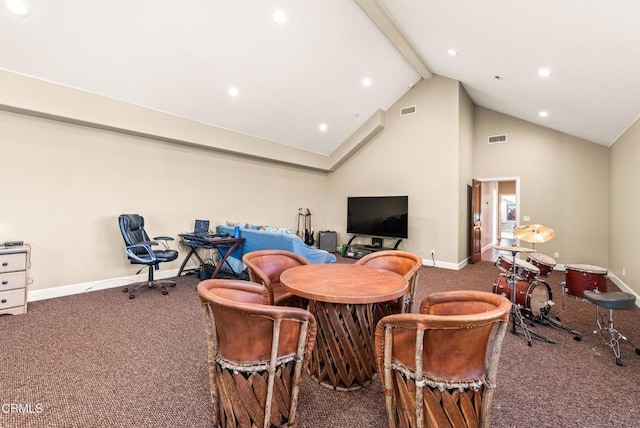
<box><xmin>347</xmin><ymin>196</ymin><xmax>408</xmax><ymax>239</ymax></box>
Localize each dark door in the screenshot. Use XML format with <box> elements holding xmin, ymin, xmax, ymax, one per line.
<box><xmin>471</xmin><ymin>179</ymin><xmax>482</xmax><ymax>264</ymax></box>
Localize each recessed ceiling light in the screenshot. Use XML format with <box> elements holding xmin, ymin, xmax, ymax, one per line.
<box><xmin>318</xmin><ymin>123</ymin><xmax>328</xmax><ymax>133</ymax></box>
<box><xmin>228</xmin><ymin>87</ymin><xmax>239</xmax><ymax>97</ymax></box>
<box><xmin>538</xmin><ymin>68</ymin><xmax>552</xmax><ymax>77</ymax></box>
<box><xmin>273</xmin><ymin>10</ymin><xmax>286</xmax><ymax>25</ymax></box>
<box><xmin>5</xmin><ymin>0</ymin><xmax>31</xmax><ymax>17</ymax></box>
<box><xmin>447</xmin><ymin>49</ymin><xmax>458</xmax><ymax>56</ymax></box>
<box><xmin>539</xmin><ymin>111</ymin><xmax>549</xmax><ymax>118</ymax></box>
<box><xmin>362</xmin><ymin>77</ymin><xmax>372</xmax><ymax>87</ymax></box>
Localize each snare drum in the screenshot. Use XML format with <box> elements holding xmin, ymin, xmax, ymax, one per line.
<box><xmin>495</xmin><ymin>255</ymin><xmax>540</xmax><ymax>282</ymax></box>
<box><xmin>527</xmin><ymin>253</ymin><xmax>556</xmax><ymax>278</ymax></box>
<box><xmin>565</xmin><ymin>264</ymin><xmax>608</xmax><ymax>299</ymax></box>
<box><xmin>492</xmin><ymin>274</ymin><xmax>552</xmax><ymax>317</ymax></box>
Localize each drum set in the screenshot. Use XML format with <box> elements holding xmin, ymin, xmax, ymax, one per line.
<box><xmin>493</xmin><ymin>224</ymin><xmax>582</xmax><ymax>346</ymax></box>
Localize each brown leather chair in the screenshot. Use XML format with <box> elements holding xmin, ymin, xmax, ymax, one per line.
<box><xmin>242</xmin><ymin>249</ymin><xmax>310</xmax><ymax>306</ymax></box>
<box><xmin>375</xmin><ymin>290</ymin><xmax>511</xmax><ymax>428</ymax></box>
<box><xmin>356</xmin><ymin>250</ymin><xmax>422</xmax><ymax>316</ymax></box>
<box><xmin>197</xmin><ymin>279</ymin><xmax>317</xmax><ymax>428</ymax></box>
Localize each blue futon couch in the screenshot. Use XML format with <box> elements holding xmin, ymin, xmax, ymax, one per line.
<box><xmin>216</xmin><ymin>225</ymin><xmax>336</xmax><ymax>273</ymax></box>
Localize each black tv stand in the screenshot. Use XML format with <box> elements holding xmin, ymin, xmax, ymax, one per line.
<box><xmin>344</xmin><ymin>235</ymin><xmax>403</xmax><ymax>259</ymax></box>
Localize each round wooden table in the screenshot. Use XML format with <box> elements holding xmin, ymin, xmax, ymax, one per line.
<box><xmin>280</xmin><ymin>263</ymin><xmax>408</xmax><ymax>391</ymax></box>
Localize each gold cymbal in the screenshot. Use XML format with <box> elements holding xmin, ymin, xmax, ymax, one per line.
<box><xmin>513</xmin><ymin>224</ymin><xmax>555</xmax><ymax>243</ymax></box>
<box><xmin>493</xmin><ymin>245</ymin><xmax>536</xmax><ymax>253</ymax></box>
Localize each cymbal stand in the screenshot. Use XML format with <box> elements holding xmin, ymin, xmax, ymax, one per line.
<box><xmin>553</xmin><ymin>280</ymin><xmax>568</xmax><ymax>320</ymax></box>
<box><xmin>504</xmin><ymin>250</ymin><xmax>555</xmax><ymax>346</ymax></box>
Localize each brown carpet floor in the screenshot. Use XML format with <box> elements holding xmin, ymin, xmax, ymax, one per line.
<box><xmin>1</xmin><ymin>258</ymin><xmax>639</xmax><ymax>427</ymax></box>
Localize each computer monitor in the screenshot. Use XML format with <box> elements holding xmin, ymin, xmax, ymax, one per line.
<box><xmin>194</xmin><ymin>219</ymin><xmax>210</xmax><ymax>235</ymax></box>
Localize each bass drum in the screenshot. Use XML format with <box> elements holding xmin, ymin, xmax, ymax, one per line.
<box><xmin>492</xmin><ymin>274</ymin><xmax>552</xmax><ymax>318</ymax></box>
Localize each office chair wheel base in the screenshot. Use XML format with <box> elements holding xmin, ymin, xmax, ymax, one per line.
<box><xmin>162</xmin><ymin>290</ymin><xmax>168</xmax><ymax>295</ymax></box>
<box><xmin>635</xmin><ymin>348</ymin><xmax>640</xmax><ymax>355</ymax></box>
<box><xmin>616</xmin><ymin>357</ymin><xmax>624</xmax><ymax>366</ymax></box>
<box><xmin>170</xmin><ymin>283</ymin><xmax>176</xmax><ymax>287</ymax></box>
<box><xmin>574</xmin><ymin>335</ymin><xmax>582</xmax><ymax>341</ymax></box>
<box><xmin>129</xmin><ymin>294</ymin><xmax>135</xmax><ymax>300</ymax></box>
<box><xmin>122</xmin><ymin>287</ymin><xmax>129</xmax><ymax>293</ymax></box>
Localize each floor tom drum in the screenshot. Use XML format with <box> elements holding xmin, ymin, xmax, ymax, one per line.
<box><xmin>565</xmin><ymin>264</ymin><xmax>607</xmax><ymax>299</ymax></box>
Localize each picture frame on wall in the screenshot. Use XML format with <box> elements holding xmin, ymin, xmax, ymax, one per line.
<box><xmin>507</xmin><ymin>204</ymin><xmax>516</xmax><ymax>221</ymax></box>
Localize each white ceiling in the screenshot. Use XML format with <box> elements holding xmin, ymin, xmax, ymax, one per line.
<box><xmin>381</xmin><ymin>0</ymin><xmax>640</xmax><ymax>148</ymax></box>
<box><xmin>2</xmin><ymin>0</ymin><xmax>639</xmax><ymax>156</ymax></box>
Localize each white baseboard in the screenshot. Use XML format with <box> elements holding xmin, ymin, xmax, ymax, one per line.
<box><xmin>27</xmin><ymin>268</ymin><xmax>180</xmax><ymax>302</ymax></box>
<box><xmin>422</xmin><ymin>257</ymin><xmax>467</xmax><ymax>270</ymax></box>
<box><xmin>607</xmin><ymin>272</ymin><xmax>640</xmax><ymax>308</ymax></box>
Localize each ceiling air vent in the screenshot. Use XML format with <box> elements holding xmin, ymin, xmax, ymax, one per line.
<box><xmin>400</xmin><ymin>105</ymin><xmax>416</xmax><ymax>116</ymax></box>
<box><xmin>488</xmin><ymin>134</ymin><xmax>507</xmax><ymax>144</ymax></box>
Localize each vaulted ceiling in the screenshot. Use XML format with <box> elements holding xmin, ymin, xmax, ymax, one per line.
<box><xmin>2</xmin><ymin>0</ymin><xmax>639</xmax><ymax>156</ymax></box>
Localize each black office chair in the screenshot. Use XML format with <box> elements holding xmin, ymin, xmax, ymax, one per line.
<box><xmin>118</xmin><ymin>214</ymin><xmax>179</xmax><ymax>299</ymax></box>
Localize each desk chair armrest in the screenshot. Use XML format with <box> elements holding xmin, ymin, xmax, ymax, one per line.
<box><xmin>126</xmin><ymin>241</ymin><xmax>158</xmax><ymax>264</ymax></box>
<box><xmin>153</xmin><ymin>236</ymin><xmax>174</xmax><ymax>250</ymax></box>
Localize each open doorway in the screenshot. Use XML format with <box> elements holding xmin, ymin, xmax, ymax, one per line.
<box><xmin>472</xmin><ymin>177</ymin><xmax>519</xmax><ymax>262</ymax></box>
<box><xmin>500</xmin><ymin>193</ymin><xmax>516</xmax><ymax>241</ymax></box>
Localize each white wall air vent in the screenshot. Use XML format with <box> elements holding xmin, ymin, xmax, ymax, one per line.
<box><xmin>488</xmin><ymin>134</ymin><xmax>507</xmax><ymax>144</ymax></box>
<box><xmin>400</xmin><ymin>105</ymin><xmax>416</xmax><ymax>116</ymax></box>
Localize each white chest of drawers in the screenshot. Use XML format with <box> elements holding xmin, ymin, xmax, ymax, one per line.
<box><xmin>0</xmin><ymin>245</ymin><xmax>29</xmax><ymax>316</ymax></box>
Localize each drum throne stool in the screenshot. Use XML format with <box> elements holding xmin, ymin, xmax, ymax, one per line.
<box><xmin>583</xmin><ymin>290</ymin><xmax>640</xmax><ymax>366</ymax></box>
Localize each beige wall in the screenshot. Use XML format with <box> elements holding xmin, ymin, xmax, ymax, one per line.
<box><xmin>4</xmin><ymin>73</ymin><xmax>474</xmax><ymax>296</ymax></box>
<box><xmin>326</xmin><ymin>76</ymin><xmax>464</xmax><ymax>266</ymax></box>
<box><xmin>3</xmin><ymin>68</ymin><xmax>624</xmax><ymax>295</ymax></box>
<box><xmin>457</xmin><ymin>85</ymin><xmax>474</xmax><ymax>261</ymax></box>
<box><xmin>2</xmin><ymin>109</ymin><xmax>328</xmax><ymax>292</ymax></box>
<box><xmin>473</xmin><ymin>107</ymin><xmax>609</xmax><ymax>267</ymax></box>
<box><xmin>609</xmin><ymin>117</ymin><xmax>640</xmax><ymax>295</ymax></box>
